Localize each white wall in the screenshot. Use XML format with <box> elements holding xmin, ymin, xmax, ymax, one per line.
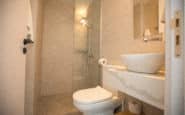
<box><xmin>0</xmin><ymin>0</ymin><xmax>28</xmax><ymax>115</ymax></box>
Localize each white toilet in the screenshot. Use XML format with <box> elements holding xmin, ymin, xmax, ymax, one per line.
<box><xmin>73</xmin><ymin>86</ymin><xmax>121</xmax><ymax>115</ymax></box>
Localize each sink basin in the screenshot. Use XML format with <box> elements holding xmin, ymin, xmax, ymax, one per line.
<box><xmin>121</xmin><ymin>53</ymin><xmax>164</xmax><ymax>74</ymax></box>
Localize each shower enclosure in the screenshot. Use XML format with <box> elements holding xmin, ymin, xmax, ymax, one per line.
<box><xmin>40</xmin><ymin>0</ymin><xmax>101</xmax><ymax>96</ymax></box>
<box><xmin>73</xmin><ymin>0</ymin><xmax>101</xmax><ymax>91</ymax></box>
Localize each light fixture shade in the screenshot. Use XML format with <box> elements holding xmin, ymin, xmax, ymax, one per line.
<box><xmin>80</xmin><ymin>18</ymin><xmax>88</xmax><ymax>26</ymax></box>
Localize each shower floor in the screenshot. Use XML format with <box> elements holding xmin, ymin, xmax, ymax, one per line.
<box><xmin>37</xmin><ymin>94</ymin><xmax>82</xmax><ymax>115</ymax></box>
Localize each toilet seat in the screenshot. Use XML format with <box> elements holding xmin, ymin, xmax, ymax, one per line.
<box><xmin>73</xmin><ymin>86</ymin><xmax>113</xmax><ymax>104</ymax></box>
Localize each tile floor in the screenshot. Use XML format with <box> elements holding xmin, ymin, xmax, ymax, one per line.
<box><xmin>37</xmin><ymin>94</ymin><xmax>82</xmax><ymax>115</ymax></box>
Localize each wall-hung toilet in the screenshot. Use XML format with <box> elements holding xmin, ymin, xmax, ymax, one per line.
<box><xmin>73</xmin><ymin>86</ymin><xmax>120</xmax><ymax>115</ymax></box>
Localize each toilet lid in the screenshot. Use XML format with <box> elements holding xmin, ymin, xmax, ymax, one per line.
<box><xmin>73</xmin><ymin>86</ymin><xmax>113</xmax><ymax>104</ymax></box>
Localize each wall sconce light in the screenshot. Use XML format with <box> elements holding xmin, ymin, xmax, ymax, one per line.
<box><xmin>80</xmin><ymin>18</ymin><xmax>88</xmax><ymax>27</ymax></box>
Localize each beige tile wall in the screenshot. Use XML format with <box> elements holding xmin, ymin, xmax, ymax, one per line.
<box><xmin>73</xmin><ymin>0</ymin><xmax>90</xmax><ymax>91</ymax></box>
<box><xmin>40</xmin><ymin>0</ymin><xmax>164</xmax><ymax>96</ymax></box>
<box><xmin>41</xmin><ymin>0</ymin><xmax>74</xmax><ymax>96</ymax></box>
<box><xmin>101</xmin><ymin>0</ymin><xmax>165</xmax><ymax>65</ymax></box>
<box><xmin>87</xmin><ymin>0</ymin><xmax>101</xmax><ymax>87</ymax></box>
<box><xmin>40</xmin><ymin>0</ymin><xmax>101</xmax><ymax>95</ymax></box>
<box><xmin>73</xmin><ymin>0</ymin><xmax>101</xmax><ymax>91</ymax></box>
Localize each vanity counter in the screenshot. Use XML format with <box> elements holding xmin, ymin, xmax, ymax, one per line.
<box><xmin>102</xmin><ymin>66</ymin><xmax>165</xmax><ymax>110</ymax></box>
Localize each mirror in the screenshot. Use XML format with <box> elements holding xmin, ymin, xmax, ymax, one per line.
<box><xmin>134</xmin><ymin>0</ymin><xmax>159</xmax><ymax>39</ymax></box>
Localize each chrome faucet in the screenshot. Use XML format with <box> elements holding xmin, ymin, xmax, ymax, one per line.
<box><xmin>143</xmin><ymin>33</ymin><xmax>163</xmax><ymax>42</ymax></box>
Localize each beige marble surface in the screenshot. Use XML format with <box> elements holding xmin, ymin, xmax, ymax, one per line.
<box><xmin>37</xmin><ymin>94</ymin><xmax>82</xmax><ymax>115</ymax></box>
<box><xmin>103</xmin><ymin>66</ymin><xmax>165</xmax><ymax>110</ymax></box>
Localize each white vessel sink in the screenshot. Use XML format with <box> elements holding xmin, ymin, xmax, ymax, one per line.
<box><xmin>121</xmin><ymin>53</ymin><xmax>164</xmax><ymax>74</ymax></box>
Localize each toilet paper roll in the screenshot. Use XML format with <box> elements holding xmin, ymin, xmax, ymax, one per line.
<box><xmin>98</xmin><ymin>58</ymin><xmax>108</xmax><ymax>66</ymax></box>
<box><xmin>128</xmin><ymin>101</ymin><xmax>142</xmax><ymax>115</ymax></box>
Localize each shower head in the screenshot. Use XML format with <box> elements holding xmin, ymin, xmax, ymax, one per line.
<box><xmin>80</xmin><ymin>17</ymin><xmax>91</xmax><ymax>27</ymax></box>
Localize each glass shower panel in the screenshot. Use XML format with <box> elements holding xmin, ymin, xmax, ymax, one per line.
<box><xmin>73</xmin><ymin>0</ymin><xmax>101</xmax><ymax>92</ymax></box>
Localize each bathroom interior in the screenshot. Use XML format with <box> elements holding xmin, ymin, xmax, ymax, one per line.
<box><xmin>2</xmin><ymin>0</ymin><xmax>185</xmax><ymax>115</ymax></box>
<box><xmin>16</xmin><ymin>0</ymin><xmax>182</xmax><ymax>115</ymax></box>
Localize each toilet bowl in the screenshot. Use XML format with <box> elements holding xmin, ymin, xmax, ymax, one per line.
<box><xmin>73</xmin><ymin>86</ymin><xmax>121</xmax><ymax>115</ymax></box>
